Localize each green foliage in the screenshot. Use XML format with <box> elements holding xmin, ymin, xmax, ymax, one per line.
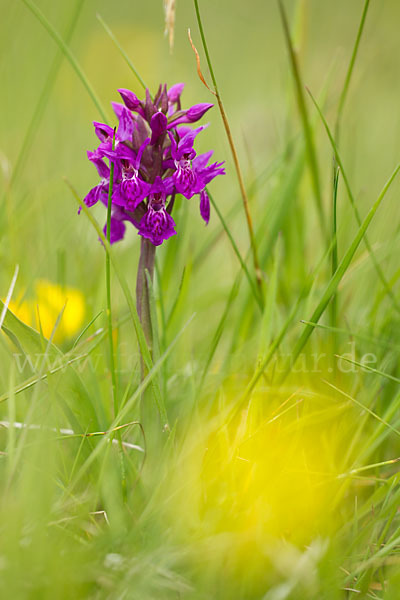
<box><xmin>1</xmin><ymin>0</ymin><xmax>400</xmax><ymax>598</ymax></box>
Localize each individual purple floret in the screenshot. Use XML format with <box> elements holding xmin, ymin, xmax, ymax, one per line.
<box><xmin>82</xmin><ymin>83</ymin><xmax>225</xmax><ymax>246</ymax></box>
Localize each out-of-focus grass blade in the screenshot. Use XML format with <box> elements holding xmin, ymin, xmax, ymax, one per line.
<box><xmin>0</xmin><ymin>354</ymin><xmax>89</xmax><ymax>404</ymax></box>
<box><xmin>192</xmin><ymin>0</ymin><xmax>262</xmax><ymax>291</ymax></box>
<box><xmin>0</xmin><ymin>298</ymin><xmax>61</xmax><ymax>361</ymax></box>
<box><xmin>335</xmin><ymin>0</ymin><xmax>371</xmax><ymax>141</ymax></box>
<box><xmin>66</xmin><ymin>180</ymin><xmax>166</xmax><ymax>424</ymax></box>
<box><xmin>281</xmin><ymin>162</ymin><xmax>400</xmax><ymax>379</ymax></box>
<box><xmin>21</xmin><ymin>0</ymin><xmax>109</xmax><ymax>123</ymax></box>
<box><xmin>68</xmin><ymin>314</ymin><xmax>195</xmax><ymax>492</ymax></box>
<box><xmin>9</xmin><ymin>0</ymin><xmax>84</xmax><ymax>192</ymax></box>
<box><xmin>323</xmin><ymin>380</ymin><xmax>400</xmax><ymax>438</ymax></box>
<box><xmin>145</xmin><ymin>270</ymin><xmax>168</xmax><ymax>427</ymax></box>
<box><xmin>300</xmin><ymin>320</ymin><xmax>399</xmax><ymax>351</ymax></box>
<box><xmin>0</xmin><ymin>265</ymin><xmax>19</xmax><ymax>330</ymax></box>
<box><xmin>199</xmin><ymin>269</ymin><xmax>242</xmax><ymax>388</ymax></box>
<box><xmin>96</xmin><ymin>14</ymin><xmax>148</xmax><ymax>92</ymax></box>
<box><xmin>208</xmin><ymin>189</ymin><xmax>263</xmax><ymax>311</ymax></box>
<box><xmin>261</xmin><ymin>151</ymin><xmax>304</xmax><ymax>266</ymax></box>
<box><xmin>335</xmin><ymin>355</ymin><xmax>400</xmax><ymax>384</ymax></box>
<box><xmin>278</xmin><ymin>0</ymin><xmax>326</xmax><ymax>241</ymax></box>
<box><xmin>166</xmin><ymin>263</ymin><xmax>191</xmax><ymax>331</ymax></box>
<box><xmin>70</xmin><ymin>310</ymin><xmax>103</xmax><ymax>351</ymax></box>
<box><xmin>308</xmin><ymin>88</ymin><xmax>400</xmax><ymax>315</ymax></box>
<box><xmin>257</xmin><ymin>238</ymin><xmax>281</xmax><ymax>361</ymax></box>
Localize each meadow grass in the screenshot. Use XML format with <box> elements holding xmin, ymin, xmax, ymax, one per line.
<box><xmin>1</xmin><ymin>0</ymin><xmax>400</xmax><ymax>598</ymax></box>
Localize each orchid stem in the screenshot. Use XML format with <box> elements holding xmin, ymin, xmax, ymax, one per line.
<box><xmin>136</xmin><ymin>238</ymin><xmax>157</xmax><ymax>434</ymax></box>
<box><xmin>193</xmin><ymin>0</ymin><xmax>263</xmax><ymax>294</ymax></box>
<box><xmin>136</xmin><ymin>238</ymin><xmax>156</xmax><ymax>351</ymax></box>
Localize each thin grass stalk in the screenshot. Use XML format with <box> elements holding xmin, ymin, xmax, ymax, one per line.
<box><xmin>96</xmin><ymin>14</ymin><xmax>149</xmax><ymax>93</ymax></box>
<box><xmin>335</xmin><ymin>0</ymin><xmax>371</xmax><ymax>144</ymax></box>
<box><xmin>106</xmin><ymin>131</ymin><xmax>117</xmax><ymax>415</ymax></box>
<box><xmin>105</xmin><ymin>132</ymin><xmax>127</xmax><ymax>500</ymax></box>
<box><xmin>331</xmin><ymin>165</ymin><xmax>339</xmax><ymax>364</ymax></box>
<box><xmin>6</xmin><ymin>304</ymin><xmax>66</xmax><ymax>488</ymax></box>
<box><xmin>278</xmin><ymin>0</ymin><xmax>327</xmax><ymax>243</ymax></box>
<box><xmin>21</xmin><ymin>0</ymin><xmax>109</xmax><ymax>123</ymax></box>
<box><xmin>193</xmin><ymin>0</ymin><xmax>263</xmax><ymax>292</ymax></box>
<box><xmin>68</xmin><ymin>316</ymin><xmax>193</xmax><ymax>492</ymax></box>
<box><xmin>280</xmin><ymin>162</ymin><xmax>400</xmax><ymax>381</ymax></box>
<box><xmin>208</xmin><ymin>190</ymin><xmax>263</xmax><ymax>311</ymax></box>
<box><xmin>2</xmin><ymin>0</ymin><xmax>84</xmax><ymax>256</ymax></box>
<box><xmin>67</xmin><ymin>182</ymin><xmax>168</xmax><ymax>425</ymax></box>
<box><xmin>308</xmin><ymin>89</ymin><xmax>400</xmax><ymax>315</ymax></box>
<box><xmin>331</xmin><ymin>0</ymin><xmax>370</xmax><ymax>362</ymax></box>
<box><xmin>10</xmin><ymin>0</ymin><xmax>84</xmax><ymax>192</ymax></box>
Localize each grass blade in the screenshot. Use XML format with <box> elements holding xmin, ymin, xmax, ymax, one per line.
<box><xmin>96</xmin><ymin>14</ymin><xmax>148</xmax><ymax>92</ymax></box>
<box><xmin>335</xmin><ymin>0</ymin><xmax>371</xmax><ymax>142</ymax></box>
<box><xmin>208</xmin><ymin>190</ymin><xmax>263</xmax><ymax>311</ymax></box>
<box><xmin>65</xmin><ymin>180</ymin><xmax>167</xmax><ymax>426</ymax></box>
<box><xmin>282</xmin><ymin>162</ymin><xmax>400</xmax><ymax>378</ymax></box>
<box><xmin>335</xmin><ymin>355</ymin><xmax>400</xmax><ymax>385</ymax></box>
<box><xmin>307</xmin><ymin>87</ymin><xmax>400</xmax><ymax>315</ymax></box>
<box><xmin>192</xmin><ymin>0</ymin><xmax>263</xmax><ymax>291</ymax></box>
<box><xmin>278</xmin><ymin>0</ymin><xmax>326</xmax><ymax>241</ymax></box>
<box><xmin>21</xmin><ymin>0</ymin><xmax>109</xmax><ymax>123</ymax></box>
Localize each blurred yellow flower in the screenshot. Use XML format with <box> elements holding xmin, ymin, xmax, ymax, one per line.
<box><xmin>165</xmin><ymin>381</ymin><xmax>355</xmax><ymax>584</ymax></box>
<box><xmin>7</xmin><ymin>280</ymin><xmax>85</xmax><ymax>344</ymax></box>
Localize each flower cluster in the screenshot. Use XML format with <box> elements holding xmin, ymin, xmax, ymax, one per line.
<box><xmin>82</xmin><ymin>83</ymin><xmax>225</xmax><ymax>246</ymax></box>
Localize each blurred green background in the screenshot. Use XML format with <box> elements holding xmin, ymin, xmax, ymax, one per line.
<box><xmin>2</xmin><ymin>0</ymin><xmax>400</xmax><ymax>314</ymax></box>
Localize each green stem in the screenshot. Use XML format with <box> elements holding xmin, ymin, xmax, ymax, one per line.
<box><xmin>335</xmin><ymin>0</ymin><xmax>371</xmax><ymax>144</ymax></box>
<box><xmin>136</xmin><ymin>238</ymin><xmax>156</xmax><ymax>351</ymax></box>
<box><xmin>11</xmin><ymin>0</ymin><xmax>84</xmax><ymax>190</ymax></box>
<box><xmin>3</xmin><ymin>0</ymin><xmax>84</xmax><ymax>256</ymax></box>
<box><xmin>106</xmin><ymin>132</ymin><xmax>117</xmax><ymax>412</ymax></box>
<box><xmin>21</xmin><ymin>0</ymin><xmax>109</xmax><ymax>123</ymax></box>
<box><xmin>308</xmin><ymin>88</ymin><xmax>400</xmax><ymax>315</ymax></box>
<box><xmin>193</xmin><ymin>0</ymin><xmax>263</xmax><ymax>292</ymax></box>
<box><xmin>106</xmin><ymin>133</ymin><xmax>126</xmax><ymax>500</ymax></box>
<box><xmin>331</xmin><ymin>165</ymin><xmax>339</xmax><ymax>361</ymax></box>
<box><xmin>96</xmin><ymin>14</ymin><xmax>149</xmax><ymax>93</ymax></box>
<box><xmin>136</xmin><ymin>237</ymin><xmax>158</xmax><ymax>446</ymax></box>
<box><xmin>278</xmin><ymin>0</ymin><xmax>327</xmax><ymax>243</ymax></box>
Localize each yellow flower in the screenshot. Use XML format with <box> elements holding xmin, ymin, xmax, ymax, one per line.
<box><xmin>165</xmin><ymin>379</ymin><xmax>356</xmax><ymax>581</ymax></box>
<box><xmin>7</xmin><ymin>280</ymin><xmax>85</xmax><ymax>344</ymax></box>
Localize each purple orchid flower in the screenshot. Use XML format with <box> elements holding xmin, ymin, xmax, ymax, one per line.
<box><xmin>111</xmin><ymin>102</ymin><xmax>134</xmax><ymax>142</ymax></box>
<box><xmin>138</xmin><ymin>177</ymin><xmax>176</xmax><ymax>246</ymax></box>
<box><xmin>167</xmin><ymin>83</ymin><xmax>185</xmax><ymax>105</ymax></box>
<box><xmin>168</xmin><ymin>103</ymin><xmax>214</xmax><ymax>127</ymax></box>
<box><xmin>168</xmin><ymin>126</ymin><xmax>205</xmax><ymax>198</ymax></box>
<box><xmin>199</xmin><ymin>190</ymin><xmax>210</xmax><ymax>225</ymax></box>
<box><xmin>111</xmin><ymin>138</ymin><xmax>152</xmax><ymax>211</ymax></box>
<box><xmin>81</xmin><ymin>151</ymin><xmax>110</xmax><ymax>211</ymax></box>
<box><xmin>82</xmin><ymin>83</ymin><xmax>224</xmax><ymax>246</ymax></box>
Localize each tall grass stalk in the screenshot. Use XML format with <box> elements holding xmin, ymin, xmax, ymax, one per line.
<box><xmin>21</xmin><ymin>0</ymin><xmax>109</xmax><ymax>123</ymax></box>
<box><xmin>308</xmin><ymin>89</ymin><xmax>400</xmax><ymax>315</ymax></box>
<box><xmin>104</xmin><ymin>132</ymin><xmax>127</xmax><ymax>498</ymax></box>
<box><xmin>282</xmin><ymin>161</ymin><xmax>400</xmax><ymax>379</ymax></box>
<box><xmin>278</xmin><ymin>0</ymin><xmax>327</xmax><ymax>243</ymax></box>
<box><xmin>96</xmin><ymin>14</ymin><xmax>149</xmax><ymax>93</ymax></box>
<box><xmin>335</xmin><ymin>0</ymin><xmax>371</xmax><ymax>144</ymax></box>
<box><xmin>66</xmin><ymin>183</ymin><xmax>169</xmax><ymax>427</ymax></box>
<box><xmin>106</xmin><ymin>131</ymin><xmax>117</xmax><ymax>414</ymax></box>
<box><xmin>193</xmin><ymin>0</ymin><xmax>263</xmax><ymax>292</ymax></box>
